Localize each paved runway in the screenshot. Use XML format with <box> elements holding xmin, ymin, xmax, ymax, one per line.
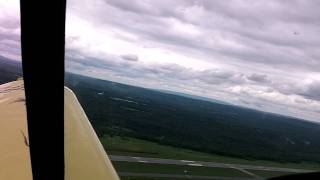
<box><xmin>118</xmin><ymin>172</ymin><xmax>257</xmax><ymax>180</ymax></box>
<box><xmin>110</xmin><ymin>155</ymin><xmax>314</xmax><ymax>173</ymax></box>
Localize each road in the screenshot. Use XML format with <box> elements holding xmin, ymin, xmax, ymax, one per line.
<box><xmin>109</xmin><ymin>155</ymin><xmax>314</xmax><ymax>173</ymax></box>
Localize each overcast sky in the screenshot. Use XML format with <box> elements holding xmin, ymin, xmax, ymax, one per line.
<box><xmin>0</xmin><ymin>0</ymin><xmax>20</xmax><ymax>60</ymax></box>
<box><xmin>1</xmin><ymin>0</ymin><xmax>320</xmax><ymax>122</ymax></box>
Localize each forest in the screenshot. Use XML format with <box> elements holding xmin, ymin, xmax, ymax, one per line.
<box><xmin>65</xmin><ymin>72</ymin><xmax>320</xmax><ymax>164</ymax></box>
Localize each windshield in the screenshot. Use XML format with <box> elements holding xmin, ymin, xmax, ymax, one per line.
<box><xmin>65</xmin><ymin>0</ymin><xmax>320</xmax><ymax>179</ymax></box>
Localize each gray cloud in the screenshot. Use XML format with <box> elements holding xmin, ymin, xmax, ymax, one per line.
<box><xmin>247</xmin><ymin>73</ymin><xmax>271</xmax><ymax>83</ymax></box>
<box><xmin>0</xmin><ymin>29</ymin><xmax>20</xmax><ymax>60</ymax></box>
<box><xmin>121</xmin><ymin>54</ymin><xmax>139</xmax><ymax>61</ymax></box>
<box><xmin>298</xmin><ymin>81</ymin><xmax>320</xmax><ymax>101</ymax></box>
<box><xmin>0</xmin><ymin>1</ymin><xmax>21</xmax><ymax>60</ymax></box>
<box><xmin>70</xmin><ymin>0</ymin><xmax>320</xmax><ymax>73</ymax></box>
<box><xmin>65</xmin><ymin>0</ymin><xmax>320</xmax><ymax>122</ymax></box>
<box><xmin>1</xmin><ymin>0</ymin><xmax>318</xmax><ymax>120</ymax></box>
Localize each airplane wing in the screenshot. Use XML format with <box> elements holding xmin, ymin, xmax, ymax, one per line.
<box><xmin>64</xmin><ymin>86</ymin><xmax>119</xmax><ymax>180</ymax></box>
<box><xmin>0</xmin><ymin>80</ymin><xmax>119</xmax><ymax>180</ymax></box>
<box><xmin>0</xmin><ymin>80</ymin><xmax>32</xmax><ymax>180</ymax></box>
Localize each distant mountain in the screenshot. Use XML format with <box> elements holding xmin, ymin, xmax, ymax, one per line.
<box><xmin>0</xmin><ymin>55</ymin><xmax>22</xmax><ymax>84</ymax></box>
<box><xmin>154</xmin><ymin>89</ymin><xmax>232</xmax><ymax>106</ymax></box>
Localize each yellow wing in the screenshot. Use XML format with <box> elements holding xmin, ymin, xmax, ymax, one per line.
<box><xmin>0</xmin><ymin>80</ymin><xmax>119</xmax><ymax>180</ymax></box>
<box><xmin>65</xmin><ymin>86</ymin><xmax>119</xmax><ymax>180</ymax></box>
<box><xmin>0</xmin><ymin>80</ymin><xmax>32</xmax><ymax>180</ymax></box>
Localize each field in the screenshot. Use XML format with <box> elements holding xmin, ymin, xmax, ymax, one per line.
<box><xmin>101</xmin><ymin>135</ymin><xmax>320</xmax><ymax>170</ymax></box>
<box><xmin>65</xmin><ymin>72</ymin><xmax>320</xmax><ymax>179</ymax></box>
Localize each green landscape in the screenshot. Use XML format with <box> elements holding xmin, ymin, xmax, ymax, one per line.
<box><xmin>65</xmin><ymin>72</ymin><xmax>320</xmax><ymax>178</ymax></box>
<box><xmin>101</xmin><ymin>135</ymin><xmax>320</xmax><ymax>170</ymax></box>
<box><xmin>102</xmin><ymin>135</ymin><xmax>311</xmax><ymax>178</ymax></box>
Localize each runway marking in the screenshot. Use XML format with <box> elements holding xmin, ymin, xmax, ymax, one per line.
<box><xmin>188</xmin><ymin>163</ymin><xmax>203</xmax><ymax>167</ymax></box>
<box><xmin>227</xmin><ymin>165</ymin><xmax>260</xmax><ymax>178</ymax></box>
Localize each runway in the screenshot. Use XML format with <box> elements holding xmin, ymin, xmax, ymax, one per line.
<box><xmin>110</xmin><ymin>155</ymin><xmax>314</xmax><ymax>173</ymax></box>
<box><xmin>118</xmin><ymin>172</ymin><xmax>257</xmax><ymax>180</ymax></box>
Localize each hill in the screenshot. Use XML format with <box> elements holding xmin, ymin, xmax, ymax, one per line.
<box><xmin>0</xmin><ymin>55</ymin><xmax>22</xmax><ymax>84</ymax></box>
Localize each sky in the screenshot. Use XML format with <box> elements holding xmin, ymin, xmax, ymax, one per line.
<box><xmin>0</xmin><ymin>0</ymin><xmax>20</xmax><ymax>60</ymax></box>
<box><xmin>1</xmin><ymin>0</ymin><xmax>320</xmax><ymax>122</ymax></box>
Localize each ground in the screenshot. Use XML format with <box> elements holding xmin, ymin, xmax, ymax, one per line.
<box><xmin>101</xmin><ymin>135</ymin><xmax>319</xmax><ymax>179</ymax></box>
<box><xmin>101</xmin><ymin>135</ymin><xmax>320</xmax><ymax>170</ymax></box>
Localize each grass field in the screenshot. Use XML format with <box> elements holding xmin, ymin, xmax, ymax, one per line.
<box><xmin>112</xmin><ymin>161</ymin><xmax>250</xmax><ymax>177</ymax></box>
<box><xmin>101</xmin><ymin>135</ymin><xmax>320</xmax><ymax>170</ymax></box>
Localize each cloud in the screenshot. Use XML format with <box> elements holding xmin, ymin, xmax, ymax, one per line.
<box><xmin>64</xmin><ymin>0</ymin><xmax>320</xmax><ymax>122</ymax></box>
<box><xmin>247</xmin><ymin>73</ymin><xmax>271</xmax><ymax>83</ymax></box>
<box><xmin>1</xmin><ymin>0</ymin><xmax>318</xmax><ymax>121</ymax></box>
<box><xmin>68</xmin><ymin>0</ymin><xmax>320</xmax><ymax>73</ymax></box>
<box><xmin>0</xmin><ymin>0</ymin><xmax>21</xmax><ymax>60</ymax></box>
<box><xmin>298</xmin><ymin>81</ymin><xmax>320</xmax><ymax>101</ymax></box>
<box><xmin>121</xmin><ymin>54</ymin><xmax>139</xmax><ymax>61</ymax></box>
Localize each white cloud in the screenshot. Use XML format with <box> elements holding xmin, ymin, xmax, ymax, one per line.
<box><xmin>63</xmin><ymin>0</ymin><xmax>320</xmax><ymax>122</ymax></box>
<box><xmin>0</xmin><ymin>0</ymin><xmax>20</xmax><ymax>60</ymax></box>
